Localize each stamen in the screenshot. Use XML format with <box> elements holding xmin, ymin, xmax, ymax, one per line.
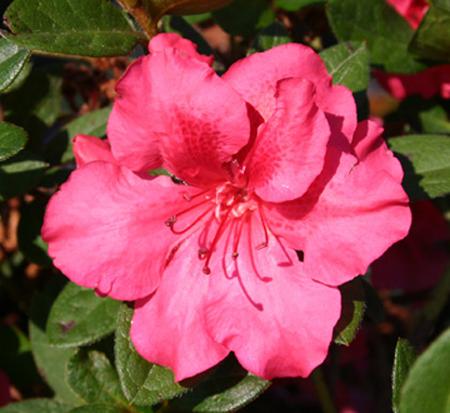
<box><xmin>256</xmin><ymin>206</ymin><xmax>270</xmax><ymax>250</ymax></box>
<box><xmin>247</xmin><ymin>213</ymin><xmax>272</xmax><ymax>282</ymax></box>
<box><xmin>232</xmin><ymin>215</ymin><xmax>246</xmax><ymax>259</ymax></box>
<box><xmin>183</xmin><ymin>193</ymin><xmax>192</xmax><ymax>202</ymax></box>
<box><xmin>198</xmin><ymin>248</ymin><xmax>209</xmax><ymax>260</ymax></box>
<box><xmin>165</xmin><ymin>215</ymin><xmax>177</xmax><ymax>227</ymax></box>
<box><xmin>170</xmin><ymin>208</ymin><xmax>211</xmax><ymax>235</ymax></box>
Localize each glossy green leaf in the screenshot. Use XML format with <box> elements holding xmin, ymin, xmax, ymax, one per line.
<box><xmin>0</xmin><ymin>121</ymin><xmax>27</xmax><ymax>161</ymax></box>
<box><xmin>409</xmin><ymin>6</ymin><xmax>450</xmax><ymax>62</ymax></box>
<box><xmin>333</xmin><ymin>277</ymin><xmax>366</xmax><ymax>345</ymax></box>
<box><xmin>0</xmin><ymin>38</ymin><xmax>30</xmax><ymax>93</ymax></box>
<box><xmin>3</xmin><ymin>0</ymin><xmax>143</xmax><ymax>57</ymax></box>
<box><xmin>67</xmin><ymin>349</ymin><xmax>126</xmax><ymax>404</ymax></box>
<box><xmin>44</xmin><ymin>106</ymin><xmax>112</xmax><ymax>165</ymax></box>
<box><xmin>0</xmin><ymin>400</ymin><xmax>72</xmax><ymax>413</ymax></box>
<box><xmin>327</xmin><ymin>0</ymin><xmax>426</xmax><ymax>73</ymax></box>
<box><xmin>247</xmin><ymin>21</ymin><xmax>290</xmax><ymax>55</ymax></box>
<box><xmin>68</xmin><ymin>405</ymin><xmax>131</xmax><ymax>413</ymax></box>
<box><xmin>400</xmin><ymin>328</ymin><xmax>450</xmax><ymax>413</ymax></box>
<box><xmin>2</xmin><ymin>67</ymin><xmax>63</xmax><ymax>145</ymax></box>
<box><xmin>320</xmin><ymin>42</ymin><xmax>370</xmax><ymax>93</ymax></box>
<box><xmin>389</xmin><ymin>135</ymin><xmax>450</xmax><ymax>199</ymax></box>
<box><xmin>171</xmin><ymin>356</ymin><xmax>270</xmax><ymax>413</ymax></box>
<box><xmin>275</xmin><ymin>0</ymin><xmax>324</xmax><ymax>11</ymax></box>
<box><xmin>392</xmin><ymin>338</ymin><xmax>416</xmax><ymax>413</ymax></box>
<box><xmin>0</xmin><ymin>150</ymin><xmax>47</xmax><ymax>201</ymax></box>
<box><xmin>47</xmin><ymin>283</ymin><xmax>121</xmax><ymax>347</ymax></box>
<box><xmin>17</xmin><ymin>200</ymin><xmax>51</xmax><ymax>266</ymax></box>
<box><xmin>115</xmin><ymin>304</ymin><xmax>188</xmax><ymax>405</ymax></box>
<box><xmin>29</xmin><ymin>283</ymin><xmax>84</xmax><ymax>405</ymax></box>
<box><xmin>212</xmin><ymin>0</ymin><xmax>274</xmax><ymax>38</ymax></box>
<box><xmin>418</xmin><ymin>104</ymin><xmax>450</xmax><ymax>134</ymax></box>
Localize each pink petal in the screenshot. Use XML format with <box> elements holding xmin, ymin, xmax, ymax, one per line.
<box><xmin>264</xmin><ymin>145</ymin><xmax>411</xmax><ymax>287</ymax></box>
<box><xmin>385</xmin><ymin>0</ymin><xmax>429</xmax><ymax>29</ymax></box>
<box><xmin>108</xmin><ymin>48</ymin><xmax>250</xmax><ymax>186</ymax></box>
<box><xmin>73</xmin><ymin>134</ymin><xmax>117</xmax><ymax>167</ymax></box>
<box><xmin>352</xmin><ymin>119</ymin><xmax>403</xmax><ymax>179</ymax></box>
<box><xmin>42</xmin><ymin>163</ymin><xmax>200</xmax><ymax>301</ymax></box>
<box><xmin>246</xmin><ymin>77</ymin><xmax>331</xmax><ymax>202</ymax></box>
<box><xmin>204</xmin><ymin>214</ymin><xmax>341</xmax><ymax>380</ymax></box>
<box><xmin>222</xmin><ymin>43</ymin><xmax>357</xmax><ymax>142</ymax></box>
<box><xmin>131</xmin><ymin>235</ymin><xmax>229</xmax><ymax>382</ymax></box>
<box><xmin>148</xmin><ymin>32</ymin><xmax>214</xmax><ymax>66</ymax></box>
<box><xmin>374</xmin><ymin>65</ymin><xmax>450</xmax><ymax>100</ymax></box>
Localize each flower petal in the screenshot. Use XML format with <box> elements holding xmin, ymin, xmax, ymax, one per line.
<box><xmin>131</xmin><ymin>235</ymin><xmax>229</xmax><ymax>382</ymax></box>
<box><xmin>148</xmin><ymin>32</ymin><xmax>214</xmax><ymax>66</ymax></box>
<box><xmin>264</xmin><ymin>144</ymin><xmax>411</xmax><ymax>287</ymax></box>
<box><xmin>42</xmin><ymin>164</ymin><xmax>200</xmax><ymax>301</ymax></box>
<box><xmin>108</xmin><ymin>49</ymin><xmax>251</xmax><ymax>186</ymax></box>
<box><xmin>73</xmin><ymin>134</ymin><xmax>117</xmax><ymax>167</ymax></box>
<box><xmin>222</xmin><ymin>43</ymin><xmax>357</xmax><ymax>144</ymax></box>
<box><xmin>246</xmin><ymin>77</ymin><xmax>331</xmax><ymax>202</ymax></box>
<box><xmin>204</xmin><ymin>214</ymin><xmax>341</xmax><ymax>380</ymax></box>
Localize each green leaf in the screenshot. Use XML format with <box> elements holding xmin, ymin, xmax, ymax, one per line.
<box><xmin>212</xmin><ymin>0</ymin><xmax>274</xmax><ymax>38</ymax></box>
<box><xmin>68</xmin><ymin>405</ymin><xmax>132</xmax><ymax>413</ymax></box>
<box><xmin>418</xmin><ymin>104</ymin><xmax>450</xmax><ymax>134</ymax></box>
<box><xmin>67</xmin><ymin>349</ymin><xmax>126</xmax><ymax>404</ymax></box>
<box><xmin>399</xmin><ymin>328</ymin><xmax>450</xmax><ymax>413</ymax></box>
<box><xmin>0</xmin><ymin>38</ymin><xmax>30</xmax><ymax>93</ymax></box>
<box><xmin>327</xmin><ymin>0</ymin><xmax>427</xmax><ymax>73</ymax></box>
<box><xmin>409</xmin><ymin>6</ymin><xmax>450</xmax><ymax>62</ymax></box>
<box><xmin>275</xmin><ymin>0</ymin><xmax>324</xmax><ymax>11</ymax></box>
<box><xmin>171</xmin><ymin>356</ymin><xmax>270</xmax><ymax>413</ymax></box>
<box><xmin>44</xmin><ymin>105</ymin><xmax>112</xmax><ymax>165</ymax></box>
<box><xmin>0</xmin><ymin>400</ymin><xmax>72</xmax><ymax>413</ymax></box>
<box><xmin>392</xmin><ymin>338</ymin><xmax>416</xmax><ymax>413</ymax></box>
<box><xmin>0</xmin><ymin>150</ymin><xmax>47</xmax><ymax>201</ymax></box>
<box><xmin>389</xmin><ymin>134</ymin><xmax>450</xmax><ymax>199</ymax></box>
<box><xmin>247</xmin><ymin>21</ymin><xmax>290</xmax><ymax>55</ymax></box>
<box><xmin>0</xmin><ymin>121</ymin><xmax>27</xmax><ymax>161</ymax></box>
<box><xmin>320</xmin><ymin>42</ymin><xmax>370</xmax><ymax>93</ymax></box>
<box><xmin>29</xmin><ymin>283</ymin><xmax>84</xmax><ymax>404</ymax></box>
<box><xmin>333</xmin><ymin>276</ymin><xmax>366</xmax><ymax>345</ymax></box>
<box><xmin>17</xmin><ymin>200</ymin><xmax>51</xmax><ymax>266</ymax></box>
<box><xmin>1</xmin><ymin>67</ymin><xmax>63</xmax><ymax>145</ymax></box>
<box><xmin>47</xmin><ymin>283</ymin><xmax>121</xmax><ymax>347</ymax></box>
<box><xmin>3</xmin><ymin>0</ymin><xmax>143</xmax><ymax>57</ymax></box>
<box><xmin>115</xmin><ymin>304</ymin><xmax>188</xmax><ymax>405</ymax></box>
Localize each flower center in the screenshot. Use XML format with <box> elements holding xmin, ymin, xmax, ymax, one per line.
<box><xmin>164</xmin><ymin>181</ymin><xmax>269</xmax><ymax>275</ymax></box>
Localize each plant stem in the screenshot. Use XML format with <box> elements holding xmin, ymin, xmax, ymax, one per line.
<box><xmin>116</xmin><ymin>0</ymin><xmax>157</xmax><ymax>39</ymax></box>
<box><xmin>311</xmin><ymin>368</ymin><xmax>338</xmax><ymax>413</ymax></box>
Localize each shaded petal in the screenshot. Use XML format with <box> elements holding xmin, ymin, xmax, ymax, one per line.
<box><xmin>222</xmin><ymin>43</ymin><xmax>357</xmax><ymax>146</ymax></box>
<box><xmin>131</xmin><ymin>235</ymin><xmax>229</xmax><ymax>382</ymax></box>
<box><xmin>246</xmin><ymin>78</ymin><xmax>331</xmax><ymax>202</ymax></box>
<box><xmin>204</xmin><ymin>214</ymin><xmax>341</xmax><ymax>380</ymax></box>
<box><xmin>108</xmin><ymin>49</ymin><xmax>250</xmax><ymax>186</ymax></box>
<box><xmin>73</xmin><ymin>134</ymin><xmax>117</xmax><ymax>167</ymax></box>
<box><xmin>42</xmin><ymin>164</ymin><xmax>201</xmax><ymax>301</ymax></box>
<box><xmin>149</xmin><ymin>32</ymin><xmax>214</xmax><ymax>66</ymax></box>
<box><xmin>264</xmin><ymin>145</ymin><xmax>411</xmax><ymax>287</ymax></box>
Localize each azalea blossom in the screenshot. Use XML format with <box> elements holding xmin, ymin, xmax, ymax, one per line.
<box><xmin>42</xmin><ymin>33</ymin><xmax>411</xmax><ymax>381</ymax></box>
<box><xmin>385</xmin><ymin>0</ymin><xmax>429</xmax><ymax>29</ymax></box>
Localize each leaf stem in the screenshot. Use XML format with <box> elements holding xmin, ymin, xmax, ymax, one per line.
<box><xmin>116</xmin><ymin>0</ymin><xmax>158</xmax><ymax>39</ymax></box>
<box><xmin>311</xmin><ymin>368</ymin><xmax>338</xmax><ymax>413</ymax></box>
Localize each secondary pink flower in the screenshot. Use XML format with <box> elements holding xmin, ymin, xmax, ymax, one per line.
<box><xmin>42</xmin><ymin>33</ymin><xmax>411</xmax><ymax>381</ymax></box>
<box><xmin>374</xmin><ymin>65</ymin><xmax>450</xmax><ymax>101</ymax></box>
<box><xmin>371</xmin><ymin>200</ymin><xmax>450</xmax><ymax>292</ymax></box>
<box><xmin>385</xmin><ymin>0</ymin><xmax>429</xmax><ymax>29</ymax></box>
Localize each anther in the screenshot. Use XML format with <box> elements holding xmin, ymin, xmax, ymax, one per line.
<box><xmin>183</xmin><ymin>193</ymin><xmax>192</xmax><ymax>202</ymax></box>
<box><xmin>202</xmin><ymin>266</ymin><xmax>211</xmax><ymax>275</ymax></box>
<box><xmin>198</xmin><ymin>248</ymin><xmax>209</xmax><ymax>259</ymax></box>
<box><xmin>165</xmin><ymin>215</ymin><xmax>177</xmax><ymax>227</ymax></box>
<box><xmin>232</xmin><ymin>252</ymin><xmax>239</xmax><ymax>260</ymax></box>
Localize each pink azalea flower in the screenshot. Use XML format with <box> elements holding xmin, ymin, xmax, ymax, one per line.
<box><xmin>376</xmin><ymin>1</ymin><xmax>450</xmax><ymax>101</ymax></box>
<box><xmin>42</xmin><ymin>33</ymin><xmax>411</xmax><ymax>381</ymax></box>
<box><xmin>371</xmin><ymin>200</ymin><xmax>450</xmax><ymax>292</ymax></box>
<box><xmin>385</xmin><ymin>0</ymin><xmax>429</xmax><ymax>29</ymax></box>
